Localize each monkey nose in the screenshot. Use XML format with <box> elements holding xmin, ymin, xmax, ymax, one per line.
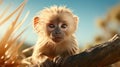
<box><xmin>55</xmin><ymin>31</ymin><xmax>61</xmax><ymax>34</ymax></box>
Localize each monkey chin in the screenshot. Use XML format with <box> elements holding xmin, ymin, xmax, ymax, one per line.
<box><xmin>52</xmin><ymin>37</ymin><xmax>64</xmax><ymax>43</ymax></box>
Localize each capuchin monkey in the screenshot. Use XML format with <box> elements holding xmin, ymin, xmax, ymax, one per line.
<box><xmin>31</xmin><ymin>6</ymin><xmax>79</xmax><ymax>66</ymax></box>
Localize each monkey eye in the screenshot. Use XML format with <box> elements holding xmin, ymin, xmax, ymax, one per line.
<box><xmin>48</xmin><ymin>24</ymin><xmax>55</xmax><ymax>28</ymax></box>
<box><xmin>61</xmin><ymin>24</ymin><xmax>67</xmax><ymax>29</ymax></box>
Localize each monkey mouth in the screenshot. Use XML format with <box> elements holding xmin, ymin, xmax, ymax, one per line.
<box><xmin>52</xmin><ymin>37</ymin><xmax>63</xmax><ymax>42</ymax></box>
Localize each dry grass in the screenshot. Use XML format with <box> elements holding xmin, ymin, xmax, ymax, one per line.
<box><xmin>0</xmin><ymin>0</ymin><xmax>29</xmax><ymax>67</ymax></box>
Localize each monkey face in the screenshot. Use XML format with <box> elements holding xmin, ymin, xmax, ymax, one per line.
<box><xmin>33</xmin><ymin>6</ymin><xmax>79</xmax><ymax>43</ymax></box>
<box><xmin>47</xmin><ymin>21</ymin><xmax>67</xmax><ymax>42</ymax></box>
<box><xmin>46</xmin><ymin>13</ymin><xmax>77</xmax><ymax>43</ymax></box>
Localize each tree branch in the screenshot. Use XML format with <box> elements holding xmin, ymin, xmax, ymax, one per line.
<box><xmin>60</xmin><ymin>34</ymin><xmax>120</xmax><ymax>67</ymax></box>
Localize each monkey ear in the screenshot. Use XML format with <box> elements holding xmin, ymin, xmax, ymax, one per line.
<box><xmin>33</xmin><ymin>16</ymin><xmax>40</xmax><ymax>27</ymax></box>
<box><xmin>74</xmin><ymin>16</ymin><xmax>79</xmax><ymax>23</ymax></box>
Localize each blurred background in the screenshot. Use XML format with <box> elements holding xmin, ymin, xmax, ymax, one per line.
<box><xmin>0</xmin><ymin>0</ymin><xmax>120</xmax><ymax>49</ymax></box>
<box><xmin>0</xmin><ymin>0</ymin><xmax>120</xmax><ymax>66</ymax></box>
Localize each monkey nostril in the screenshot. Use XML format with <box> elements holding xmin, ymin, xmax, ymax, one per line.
<box><xmin>55</xmin><ymin>31</ymin><xmax>61</xmax><ymax>34</ymax></box>
<box><xmin>55</xmin><ymin>32</ymin><xmax>59</xmax><ymax>35</ymax></box>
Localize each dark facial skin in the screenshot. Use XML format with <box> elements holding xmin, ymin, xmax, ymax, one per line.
<box><xmin>47</xmin><ymin>17</ymin><xmax>68</xmax><ymax>43</ymax></box>
<box><xmin>50</xmin><ymin>25</ymin><xmax>65</xmax><ymax>42</ymax></box>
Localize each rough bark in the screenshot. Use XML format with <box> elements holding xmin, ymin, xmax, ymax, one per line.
<box><xmin>60</xmin><ymin>34</ymin><xmax>120</xmax><ymax>67</ymax></box>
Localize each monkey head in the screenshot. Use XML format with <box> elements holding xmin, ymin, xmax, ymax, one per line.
<box><xmin>33</xmin><ymin>6</ymin><xmax>79</xmax><ymax>43</ymax></box>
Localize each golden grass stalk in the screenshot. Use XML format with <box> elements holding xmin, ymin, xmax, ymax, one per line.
<box><xmin>0</xmin><ymin>0</ymin><xmax>26</xmax><ymax>48</ymax></box>
<box><xmin>0</xmin><ymin>0</ymin><xmax>27</xmax><ymax>25</ymax></box>
<box><xmin>0</xmin><ymin>0</ymin><xmax>29</xmax><ymax>66</ymax></box>
<box><xmin>14</xmin><ymin>11</ymin><xmax>30</xmax><ymax>33</ymax></box>
<box><xmin>0</xmin><ymin>4</ymin><xmax>11</xmax><ymax>19</ymax></box>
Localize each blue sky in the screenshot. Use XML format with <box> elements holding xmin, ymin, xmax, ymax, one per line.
<box><xmin>1</xmin><ymin>0</ymin><xmax>120</xmax><ymax>47</ymax></box>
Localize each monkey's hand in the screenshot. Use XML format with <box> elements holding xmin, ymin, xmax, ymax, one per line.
<box><xmin>21</xmin><ymin>56</ymin><xmax>33</xmax><ymax>64</ymax></box>
<box><xmin>53</xmin><ymin>56</ymin><xmax>67</xmax><ymax>67</ymax></box>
